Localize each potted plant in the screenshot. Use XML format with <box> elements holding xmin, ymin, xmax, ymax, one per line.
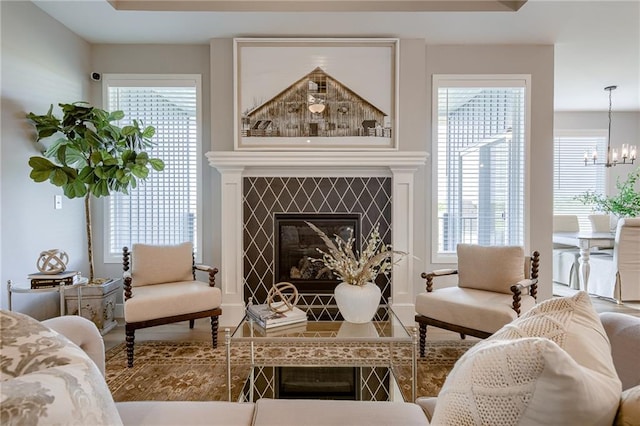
<box><xmin>26</xmin><ymin>102</ymin><xmax>165</xmax><ymax>283</ymax></box>
<box><xmin>306</xmin><ymin>221</ymin><xmax>406</xmax><ymax>323</ymax></box>
<box><xmin>574</xmin><ymin>167</ymin><xmax>640</xmax><ymax>220</ymax></box>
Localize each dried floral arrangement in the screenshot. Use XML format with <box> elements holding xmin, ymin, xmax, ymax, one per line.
<box><xmin>306</xmin><ymin>221</ymin><xmax>406</xmax><ymax>287</ymax></box>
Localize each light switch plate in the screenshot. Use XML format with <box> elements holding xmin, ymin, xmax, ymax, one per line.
<box><xmin>54</xmin><ymin>195</ymin><xmax>62</xmax><ymax>209</ymax></box>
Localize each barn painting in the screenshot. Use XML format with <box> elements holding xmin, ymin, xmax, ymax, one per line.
<box><xmin>242</xmin><ymin>67</ymin><xmax>392</xmax><ymax>141</ymax></box>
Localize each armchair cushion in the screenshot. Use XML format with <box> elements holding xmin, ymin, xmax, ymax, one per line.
<box><xmin>124</xmin><ymin>281</ymin><xmax>222</xmax><ymax>323</ymax></box>
<box><xmin>457</xmin><ymin>244</ymin><xmax>525</xmax><ymax>294</ymax></box>
<box><xmin>415</xmin><ymin>287</ymin><xmax>535</xmax><ymax>334</ymax></box>
<box><xmin>131</xmin><ymin>242</ymin><xmax>194</xmax><ymax>286</ymax></box>
<box><xmin>432</xmin><ymin>291</ymin><xmax>621</xmax><ymax>426</ymax></box>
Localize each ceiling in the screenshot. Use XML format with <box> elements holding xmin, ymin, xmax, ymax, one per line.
<box><xmin>31</xmin><ymin>0</ymin><xmax>640</xmax><ymax>111</ymax></box>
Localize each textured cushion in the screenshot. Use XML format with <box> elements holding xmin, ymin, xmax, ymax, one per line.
<box><xmin>252</xmin><ymin>398</ymin><xmax>428</xmax><ymax>426</ymax></box>
<box><xmin>432</xmin><ymin>291</ymin><xmax>622</xmax><ymax>426</ymax></box>
<box><xmin>615</xmin><ymin>385</ymin><xmax>640</xmax><ymax>426</ymax></box>
<box><xmin>132</xmin><ymin>242</ymin><xmax>194</xmax><ymax>286</ymax></box>
<box><xmin>415</xmin><ymin>287</ymin><xmax>535</xmax><ymax>334</ymax></box>
<box><xmin>457</xmin><ymin>244</ymin><xmax>525</xmax><ymax>294</ymax></box>
<box><xmin>0</xmin><ymin>310</ymin><xmax>122</xmax><ymax>426</ymax></box>
<box><xmin>124</xmin><ymin>281</ymin><xmax>222</xmax><ymax>323</ymax></box>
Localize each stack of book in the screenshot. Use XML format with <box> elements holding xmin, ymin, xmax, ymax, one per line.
<box><xmin>28</xmin><ymin>271</ymin><xmax>81</xmax><ymax>289</ymax></box>
<box><xmin>247</xmin><ymin>302</ymin><xmax>307</xmax><ymax>329</ymax></box>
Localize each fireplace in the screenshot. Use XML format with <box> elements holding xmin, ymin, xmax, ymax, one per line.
<box><xmin>274</xmin><ymin>213</ymin><xmax>361</xmax><ymax>294</ymax></box>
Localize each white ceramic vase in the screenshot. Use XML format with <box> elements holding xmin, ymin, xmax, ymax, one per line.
<box><xmin>334</xmin><ymin>282</ymin><xmax>381</xmax><ymax>323</ymax></box>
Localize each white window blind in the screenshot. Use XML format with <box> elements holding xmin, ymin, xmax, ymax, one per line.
<box><xmin>554</xmin><ymin>131</ymin><xmax>607</xmax><ymax>230</ymax></box>
<box><xmin>103</xmin><ymin>75</ymin><xmax>201</xmax><ymax>262</ymax></box>
<box><xmin>432</xmin><ymin>76</ymin><xmax>529</xmax><ymax>262</ymax></box>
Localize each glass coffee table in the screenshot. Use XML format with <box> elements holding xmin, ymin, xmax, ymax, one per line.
<box><xmin>225</xmin><ymin>295</ymin><xmax>416</xmax><ymax>403</ymax></box>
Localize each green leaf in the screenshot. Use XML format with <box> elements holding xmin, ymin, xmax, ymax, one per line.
<box><xmin>51</xmin><ymin>168</ymin><xmax>69</xmax><ymax>186</ymax></box>
<box><xmin>30</xmin><ymin>169</ymin><xmax>51</xmax><ymax>182</ymax></box>
<box><xmin>142</xmin><ymin>126</ymin><xmax>155</xmax><ymax>138</ymax></box>
<box><xmin>90</xmin><ymin>151</ymin><xmax>102</xmax><ymax>165</ymax></box>
<box><xmin>29</xmin><ymin>156</ymin><xmax>56</xmax><ymax>171</ymax></box>
<box><xmin>94</xmin><ymin>166</ymin><xmax>105</xmax><ymax>178</ymax></box>
<box><xmin>131</xmin><ymin>165</ymin><xmax>149</xmax><ymax>179</ymax></box>
<box><xmin>149</xmin><ymin>158</ymin><xmax>165</xmax><ymax>171</ymax></box>
<box><xmin>135</xmin><ymin>152</ymin><xmax>149</xmax><ymax>165</ymax></box>
<box><xmin>108</xmin><ymin>110</ymin><xmax>125</xmax><ymax>121</ymax></box>
<box><xmin>64</xmin><ymin>179</ymin><xmax>87</xmax><ymax>198</ymax></box>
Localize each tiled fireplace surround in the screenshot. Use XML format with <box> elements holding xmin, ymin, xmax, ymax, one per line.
<box><xmin>207</xmin><ymin>151</ymin><xmax>428</xmax><ymax>326</ymax></box>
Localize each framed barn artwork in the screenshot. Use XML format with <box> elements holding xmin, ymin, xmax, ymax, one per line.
<box><xmin>233</xmin><ymin>38</ymin><xmax>399</xmax><ymax>150</ymax></box>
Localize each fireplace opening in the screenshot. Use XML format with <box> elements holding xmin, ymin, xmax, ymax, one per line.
<box><xmin>274</xmin><ymin>213</ymin><xmax>361</xmax><ymax>294</ymax></box>
<box><xmin>276</xmin><ymin>367</ymin><xmax>359</xmax><ymax>400</ymax></box>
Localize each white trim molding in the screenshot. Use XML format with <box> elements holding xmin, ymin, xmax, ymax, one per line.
<box><xmin>206</xmin><ymin>150</ymin><xmax>428</xmax><ymax>326</ymax></box>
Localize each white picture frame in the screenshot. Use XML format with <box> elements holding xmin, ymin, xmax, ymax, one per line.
<box><xmin>234</xmin><ymin>38</ymin><xmax>399</xmax><ymax>151</ymax></box>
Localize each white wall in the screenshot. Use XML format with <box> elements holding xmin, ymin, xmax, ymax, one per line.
<box><xmin>555</xmin><ymin>111</ymin><xmax>640</xmax><ymax>196</ymax></box>
<box><xmin>0</xmin><ymin>1</ymin><xmax>91</xmax><ymax>319</ymax></box>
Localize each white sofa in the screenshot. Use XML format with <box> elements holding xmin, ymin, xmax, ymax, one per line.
<box><xmin>1</xmin><ymin>296</ymin><xmax>638</xmax><ymax>426</ymax></box>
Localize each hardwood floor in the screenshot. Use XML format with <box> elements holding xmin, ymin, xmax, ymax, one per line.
<box><xmin>103</xmin><ymin>290</ymin><xmax>638</xmax><ymax>351</ymax></box>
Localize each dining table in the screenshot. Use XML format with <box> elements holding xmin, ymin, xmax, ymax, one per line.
<box><xmin>552</xmin><ymin>231</ymin><xmax>616</xmax><ymax>293</ymax></box>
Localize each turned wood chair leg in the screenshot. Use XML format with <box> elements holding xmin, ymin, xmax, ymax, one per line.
<box><xmin>126</xmin><ymin>329</ymin><xmax>135</xmax><ymax>368</ymax></box>
<box><xmin>419</xmin><ymin>323</ymin><xmax>426</xmax><ymax>358</ymax></box>
<box><xmin>189</xmin><ymin>319</ymin><xmax>195</xmax><ymax>329</ymax></box>
<box><xmin>211</xmin><ymin>316</ymin><xmax>219</xmax><ymax>348</ymax></box>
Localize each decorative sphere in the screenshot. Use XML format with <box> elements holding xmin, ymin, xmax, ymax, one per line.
<box><xmin>36</xmin><ymin>249</ymin><xmax>69</xmax><ymax>274</ymax></box>
<box><xmin>266</xmin><ymin>282</ymin><xmax>299</xmax><ymax>313</ymax></box>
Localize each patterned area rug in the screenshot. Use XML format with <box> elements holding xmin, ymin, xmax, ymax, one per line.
<box><xmin>105</xmin><ymin>340</ymin><xmax>475</xmax><ymax>402</ymax></box>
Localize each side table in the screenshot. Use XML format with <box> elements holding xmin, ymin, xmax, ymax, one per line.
<box><xmin>64</xmin><ymin>278</ymin><xmax>121</xmax><ymax>335</ymax></box>
<box><xmin>7</xmin><ymin>279</ymin><xmax>86</xmax><ymax>316</ymax></box>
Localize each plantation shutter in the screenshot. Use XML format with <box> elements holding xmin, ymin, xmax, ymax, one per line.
<box><xmin>433</xmin><ymin>77</ymin><xmax>528</xmax><ymax>259</ymax></box>
<box><xmin>104</xmin><ymin>75</ymin><xmax>201</xmax><ymax>262</ymax></box>
<box><xmin>554</xmin><ymin>131</ymin><xmax>607</xmax><ymax>230</ymax></box>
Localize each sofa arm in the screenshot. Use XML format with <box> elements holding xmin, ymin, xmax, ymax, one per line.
<box><xmin>414</xmin><ymin>397</ymin><xmax>438</xmax><ymax>422</ymax></box>
<box><xmin>599</xmin><ymin>312</ymin><xmax>640</xmax><ymax>391</ymax></box>
<box><xmin>42</xmin><ymin>315</ymin><xmax>105</xmax><ymax>377</ymax></box>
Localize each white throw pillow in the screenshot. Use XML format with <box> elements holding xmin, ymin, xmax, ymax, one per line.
<box><xmin>432</xmin><ymin>291</ymin><xmax>622</xmax><ymax>426</ymax></box>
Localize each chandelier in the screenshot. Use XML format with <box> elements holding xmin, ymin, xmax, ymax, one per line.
<box><xmin>584</xmin><ymin>85</ymin><xmax>636</xmax><ymax>167</ymax></box>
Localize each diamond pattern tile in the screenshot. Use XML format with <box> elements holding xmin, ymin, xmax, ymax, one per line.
<box><xmin>243</xmin><ymin>177</ymin><xmax>392</xmax><ymax>303</ymax></box>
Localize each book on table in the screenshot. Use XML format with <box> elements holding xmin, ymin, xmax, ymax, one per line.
<box><xmin>246</xmin><ymin>302</ymin><xmax>307</xmax><ymax>329</ymax></box>
<box><xmin>28</xmin><ymin>270</ymin><xmax>81</xmax><ymax>288</ymax></box>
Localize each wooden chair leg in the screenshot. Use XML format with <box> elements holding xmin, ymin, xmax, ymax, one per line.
<box><xmin>126</xmin><ymin>328</ymin><xmax>135</xmax><ymax>368</ymax></box>
<box><xmin>211</xmin><ymin>316</ymin><xmax>219</xmax><ymax>348</ymax></box>
<box><xmin>419</xmin><ymin>323</ymin><xmax>426</xmax><ymax>358</ymax></box>
<box><xmin>189</xmin><ymin>319</ymin><xmax>195</xmax><ymax>329</ymax></box>
<box><xmin>460</xmin><ymin>333</ymin><xmax>466</xmax><ymax>340</ymax></box>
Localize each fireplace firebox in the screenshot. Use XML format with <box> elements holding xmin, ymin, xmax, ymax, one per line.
<box><xmin>274</xmin><ymin>213</ymin><xmax>361</xmax><ymax>294</ymax></box>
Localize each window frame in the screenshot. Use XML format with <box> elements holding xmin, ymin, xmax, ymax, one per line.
<box><xmin>431</xmin><ymin>74</ymin><xmax>532</xmax><ymax>264</ymax></box>
<box><xmin>101</xmin><ymin>74</ymin><xmax>203</xmax><ymax>264</ymax></box>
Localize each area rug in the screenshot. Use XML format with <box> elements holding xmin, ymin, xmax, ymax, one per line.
<box><xmin>105</xmin><ymin>340</ymin><xmax>475</xmax><ymax>402</ymax></box>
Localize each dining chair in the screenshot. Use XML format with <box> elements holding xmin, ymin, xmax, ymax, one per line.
<box><xmin>589</xmin><ymin>214</ymin><xmax>614</xmax><ymax>252</ymax></box>
<box><xmin>553</xmin><ymin>214</ymin><xmax>580</xmax><ymax>289</ymax></box>
<box><xmin>588</xmin><ymin>218</ymin><xmax>640</xmax><ymax>304</ymax></box>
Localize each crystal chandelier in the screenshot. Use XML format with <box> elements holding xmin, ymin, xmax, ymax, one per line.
<box><xmin>584</xmin><ymin>85</ymin><xmax>636</xmax><ymax>167</ymax></box>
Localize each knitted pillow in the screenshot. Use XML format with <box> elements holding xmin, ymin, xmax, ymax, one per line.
<box><xmin>132</xmin><ymin>242</ymin><xmax>194</xmax><ymax>286</ymax></box>
<box><xmin>457</xmin><ymin>244</ymin><xmax>525</xmax><ymax>294</ymax></box>
<box><xmin>432</xmin><ymin>291</ymin><xmax>621</xmax><ymax>426</ymax></box>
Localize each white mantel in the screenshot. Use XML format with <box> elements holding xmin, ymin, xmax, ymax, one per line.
<box><xmin>206</xmin><ymin>150</ymin><xmax>429</xmax><ymax>326</ymax></box>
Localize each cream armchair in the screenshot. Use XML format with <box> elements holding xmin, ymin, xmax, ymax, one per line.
<box><xmin>415</xmin><ymin>244</ymin><xmax>539</xmax><ymax>357</ymax></box>
<box><xmin>122</xmin><ymin>242</ymin><xmax>222</xmax><ymax>367</ymax></box>
<box><xmin>588</xmin><ymin>218</ymin><xmax>640</xmax><ymax>303</ymax></box>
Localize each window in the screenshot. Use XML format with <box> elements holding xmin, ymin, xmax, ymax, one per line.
<box><xmin>103</xmin><ymin>74</ymin><xmax>202</xmax><ymax>262</ymax></box>
<box><xmin>432</xmin><ymin>75</ymin><xmax>530</xmax><ymax>263</ymax></box>
<box><xmin>554</xmin><ymin>131</ymin><xmax>607</xmax><ymax>230</ymax></box>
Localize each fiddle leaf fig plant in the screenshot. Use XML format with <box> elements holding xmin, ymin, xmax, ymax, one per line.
<box><xmin>574</xmin><ymin>167</ymin><xmax>640</xmax><ymax>218</ymax></box>
<box><xmin>27</xmin><ymin>102</ymin><xmax>165</xmax><ymax>282</ymax></box>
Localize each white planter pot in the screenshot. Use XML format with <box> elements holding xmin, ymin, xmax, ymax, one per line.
<box><xmin>334</xmin><ymin>282</ymin><xmax>381</xmax><ymax>323</ymax></box>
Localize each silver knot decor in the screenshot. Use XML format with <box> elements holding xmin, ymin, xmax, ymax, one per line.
<box><xmin>36</xmin><ymin>249</ymin><xmax>69</xmax><ymax>274</ymax></box>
